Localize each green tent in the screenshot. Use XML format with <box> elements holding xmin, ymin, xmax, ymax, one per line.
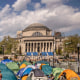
<box><xmin>20</xmin><ymin>61</ymin><xmax>31</xmax><ymax>66</ymax></box>
<box><xmin>6</xmin><ymin>62</ymin><xmax>19</xmax><ymax>74</ymax></box>
<box><xmin>52</xmin><ymin>68</ymin><xmax>64</xmax><ymax>80</ymax></box>
<box><xmin>42</xmin><ymin>65</ymin><xmax>52</xmax><ymax>75</ymax></box>
<box><xmin>0</xmin><ymin>63</ymin><xmax>8</xmax><ymax>70</ymax></box>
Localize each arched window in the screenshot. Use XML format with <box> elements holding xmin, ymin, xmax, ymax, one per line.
<box><xmin>32</xmin><ymin>32</ymin><xmax>43</xmax><ymax>36</ymax></box>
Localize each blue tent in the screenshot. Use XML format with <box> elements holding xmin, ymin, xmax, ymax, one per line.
<box><xmin>1</xmin><ymin>69</ymin><xmax>17</xmax><ymax>80</ymax></box>
<box><xmin>22</xmin><ymin>68</ymin><xmax>33</xmax><ymax>77</ymax></box>
<box><xmin>0</xmin><ymin>63</ymin><xmax>8</xmax><ymax>70</ymax></box>
<box><xmin>42</xmin><ymin>65</ymin><xmax>52</xmax><ymax>75</ymax></box>
<box><xmin>1</xmin><ymin>59</ymin><xmax>13</xmax><ymax>64</ymax></box>
<box><xmin>33</xmin><ymin>52</ymin><xmax>38</xmax><ymax>56</ymax></box>
<box><xmin>48</xmin><ymin>52</ymin><xmax>54</xmax><ymax>56</ymax></box>
<box><xmin>17</xmin><ymin>68</ymin><xmax>25</xmax><ymax>77</ymax></box>
<box><xmin>26</xmin><ymin>52</ymin><xmax>32</xmax><ymax>56</ymax></box>
<box><xmin>41</xmin><ymin>52</ymin><xmax>47</xmax><ymax>56</ymax></box>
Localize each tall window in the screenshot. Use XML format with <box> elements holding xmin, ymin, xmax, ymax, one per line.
<box><xmin>32</xmin><ymin>32</ymin><xmax>43</xmax><ymax>36</ymax></box>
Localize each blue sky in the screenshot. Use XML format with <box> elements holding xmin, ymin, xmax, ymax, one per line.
<box><xmin>0</xmin><ymin>0</ymin><xmax>80</xmax><ymax>40</ymax></box>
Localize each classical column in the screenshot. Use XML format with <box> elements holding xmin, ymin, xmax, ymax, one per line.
<box><xmin>48</xmin><ymin>42</ymin><xmax>50</xmax><ymax>52</ymax></box>
<box><xmin>30</xmin><ymin>42</ymin><xmax>31</xmax><ymax>52</ymax></box>
<box><xmin>51</xmin><ymin>41</ymin><xmax>53</xmax><ymax>52</ymax></box>
<box><xmin>36</xmin><ymin>43</ymin><xmax>37</xmax><ymax>52</ymax></box>
<box><xmin>42</xmin><ymin>42</ymin><xmax>44</xmax><ymax>52</ymax></box>
<box><xmin>33</xmin><ymin>42</ymin><xmax>34</xmax><ymax>52</ymax></box>
<box><xmin>40</xmin><ymin>42</ymin><xmax>41</xmax><ymax>53</ymax></box>
<box><xmin>45</xmin><ymin>42</ymin><xmax>47</xmax><ymax>52</ymax></box>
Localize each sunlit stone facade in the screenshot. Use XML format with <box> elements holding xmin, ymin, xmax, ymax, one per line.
<box><xmin>17</xmin><ymin>23</ymin><xmax>56</xmax><ymax>55</ymax></box>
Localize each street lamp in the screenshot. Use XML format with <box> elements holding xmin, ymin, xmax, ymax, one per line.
<box><xmin>77</xmin><ymin>43</ymin><xmax>80</xmax><ymax>74</ymax></box>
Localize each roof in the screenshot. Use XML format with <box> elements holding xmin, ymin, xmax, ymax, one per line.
<box><xmin>23</xmin><ymin>23</ymin><xmax>51</xmax><ymax>32</ymax></box>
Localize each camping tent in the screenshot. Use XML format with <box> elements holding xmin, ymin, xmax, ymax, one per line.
<box><xmin>1</xmin><ymin>59</ymin><xmax>13</xmax><ymax>64</ymax></box>
<box><xmin>20</xmin><ymin>64</ymin><xmax>27</xmax><ymax>69</ymax></box>
<box><xmin>59</xmin><ymin>69</ymin><xmax>80</xmax><ymax>80</ymax></box>
<box><xmin>42</xmin><ymin>65</ymin><xmax>52</xmax><ymax>75</ymax></box>
<box><xmin>6</xmin><ymin>62</ymin><xmax>19</xmax><ymax>74</ymax></box>
<box><xmin>52</xmin><ymin>68</ymin><xmax>64</xmax><ymax>80</ymax></box>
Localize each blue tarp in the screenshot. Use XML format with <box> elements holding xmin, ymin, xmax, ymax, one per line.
<box><xmin>0</xmin><ymin>63</ymin><xmax>8</xmax><ymax>70</ymax></box>
<box><xmin>26</xmin><ymin>52</ymin><xmax>31</xmax><ymax>56</ymax></box>
<box><xmin>48</xmin><ymin>52</ymin><xmax>53</xmax><ymax>56</ymax></box>
<box><xmin>42</xmin><ymin>65</ymin><xmax>52</xmax><ymax>75</ymax></box>
<box><xmin>17</xmin><ymin>68</ymin><xmax>25</xmax><ymax>77</ymax></box>
<box><xmin>33</xmin><ymin>52</ymin><xmax>38</xmax><ymax>56</ymax></box>
<box><xmin>22</xmin><ymin>68</ymin><xmax>32</xmax><ymax>77</ymax></box>
<box><xmin>41</xmin><ymin>52</ymin><xmax>47</xmax><ymax>56</ymax></box>
<box><xmin>1</xmin><ymin>59</ymin><xmax>13</xmax><ymax>64</ymax></box>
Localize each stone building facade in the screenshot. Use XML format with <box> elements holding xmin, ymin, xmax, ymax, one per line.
<box><xmin>16</xmin><ymin>23</ymin><xmax>64</xmax><ymax>55</ymax></box>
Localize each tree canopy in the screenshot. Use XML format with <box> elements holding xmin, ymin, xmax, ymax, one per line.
<box><xmin>63</xmin><ymin>34</ymin><xmax>80</xmax><ymax>54</ymax></box>
<box><xmin>0</xmin><ymin>36</ymin><xmax>19</xmax><ymax>54</ymax></box>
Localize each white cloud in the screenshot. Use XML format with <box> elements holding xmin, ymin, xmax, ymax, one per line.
<box><xmin>0</xmin><ymin>0</ymin><xmax>80</xmax><ymax>40</ymax></box>
<box><xmin>12</xmin><ymin>0</ymin><xmax>31</xmax><ymax>11</ymax></box>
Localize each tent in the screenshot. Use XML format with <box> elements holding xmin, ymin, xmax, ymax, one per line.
<box><xmin>20</xmin><ymin>64</ymin><xmax>27</xmax><ymax>69</ymax></box>
<box><xmin>1</xmin><ymin>68</ymin><xmax>17</xmax><ymax>80</ymax></box>
<box><xmin>20</xmin><ymin>61</ymin><xmax>31</xmax><ymax>66</ymax></box>
<box><xmin>22</xmin><ymin>68</ymin><xmax>33</xmax><ymax>77</ymax></box>
<box><xmin>52</xmin><ymin>68</ymin><xmax>64</xmax><ymax>80</ymax></box>
<box><xmin>36</xmin><ymin>60</ymin><xmax>49</xmax><ymax>64</ymax></box>
<box><xmin>22</xmin><ymin>76</ymin><xmax>28</xmax><ymax>80</ymax></box>
<box><xmin>0</xmin><ymin>63</ymin><xmax>8</xmax><ymax>70</ymax></box>
<box><xmin>42</xmin><ymin>65</ymin><xmax>52</xmax><ymax>75</ymax></box>
<box><xmin>39</xmin><ymin>63</ymin><xmax>46</xmax><ymax>70</ymax></box>
<box><xmin>1</xmin><ymin>59</ymin><xmax>13</xmax><ymax>64</ymax></box>
<box><xmin>23</xmin><ymin>65</ymin><xmax>35</xmax><ymax>72</ymax></box>
<box><xmin>6</xmin><ymin>62</ymin><xmax>19</xmax><ymax>74</ymax></box>
<box><xmin>17</xmin><ymin>68</ymin><xmax>25</xmax><ymax>77</ymax></box>
<box><xmin>59</xmin><ymin>69</ymin><xmax>80</xmax><ymax>80</ymax></box>
<box><xmin>33</xmin><ymin>52</ymin><xmax>38</xmax><ymax>56</ymax></box>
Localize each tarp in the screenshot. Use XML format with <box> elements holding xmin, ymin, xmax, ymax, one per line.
<box><xmin>32</xmin><ymin>69</ymin><xmax>45</xmax><ymax>77</ymax></box>
<box><xmin>26</xmin><ymin>52</ymin><xmax>31</xmax><ymax>56</ymax></box>
<box><xmin>20</xmin><ymin>64</ymin><xmax>27</xmax><ymax>69</ymax></box>
<box><xmin>23</xmin><ymin>65</ymin><xmax>35</xmax><ymax>72</ymax></box>
<box><xmin>22</xmin><ymin>68</ymin><xmax>32</xmax><ymax>77</ymax></box>
<box><xmin>52</xmin><ymin>68</ymin><xmax>64</xmax><ymax>80</ymax></box>
<box><xmin>41</xmin><ymin>52</ymin><xmax>47</xmax><ymax>56</ymax></box>
<box><xmin>59</xmin><ymin>69</ymin><xmax>80</xmax><ymax>80</ymax></box>
<box><xmin>48</xmin><ymin>52</ymin><xmax>54</xmax><ymax>56</ymax></box>
<box><xmin>1</xmin><ymin>59</ymin><xmax>13</xmax><ymax>64</ymax></box>
<box><xmin>1</xmin><ymin>69</ymin><xmax>17</xmax><ymax>80</ymax></box>
<box><xmin>17</xmin><ymin>68</ymin><xmax>25</xmax><ymax>77</ymax></box>
<box><xmin>42</xmin><ymin>65</ymin><xmax>52</xmax><ymax>75</ymax></box>
<box><xmin>33</xmin><ymin>52</ymin><xmax>38</xmax><ymax>56</ymax></box>
<box><xmin>36</xmin><ymin>61</ymin><xmax>49</xmax><ymax>64</ymax></box>
<box><xmin>6</xmin><ymin>62</ymin><xmax>19</xmax><ymax>74</ymax></box>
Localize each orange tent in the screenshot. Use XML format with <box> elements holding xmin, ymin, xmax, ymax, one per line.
<box><xmin>22</xmin><ymin>76</ymin><xmax>28</xmax><ymax>80</ymax></box>
<box><xmin>20</xmin><ymin>64</ymin><xmax>27</xmax><ymax>69</ymax></box>
<box><xmin>59</xmin><ymin>69</ymin><xmax>80</xmax><ymax>80</ymax></box>
<box><xmin>39</xmin><ymin>63</ymin><xmax>46</xmax><ymax>70</ymax></box>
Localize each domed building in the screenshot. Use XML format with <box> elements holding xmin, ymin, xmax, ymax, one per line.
<box><xmin>17</xmin><ymin>23</ymin><xmax>55</xmax><ymax>55</ymax></box>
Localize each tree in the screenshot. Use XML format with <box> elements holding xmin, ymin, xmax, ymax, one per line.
<box><xmin>63</xmin><ymin>34</ymin><xmax>80</xmax><ymax>54</ymax></box>
<box><xmin>0</xmin><ymin>36</ymin><xmax>19</xmax><ymax>54</ymax></box>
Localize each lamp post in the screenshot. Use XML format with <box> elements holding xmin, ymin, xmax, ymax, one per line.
<box><xmin>77</xmin><ymin>43</ymin><xmax>80</xmax><ymax>74</ymax></box>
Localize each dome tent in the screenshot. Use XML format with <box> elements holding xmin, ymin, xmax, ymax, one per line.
<box><xmin>59</xmin><ymin>69</ymin><xmax>80</xmax><ymax>80</ymax></box>
<box><xmin>6</xmin><ymin>62</ymin><xmax>19</xmax><ymax>74</ymax></box>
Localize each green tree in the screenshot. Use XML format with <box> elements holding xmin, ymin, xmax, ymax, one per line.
<box><xmin>0</xmin><ymin>36</ymin><xmax>19</xmax><ymax>54</ymax></box>
<box><xmin>63</xmin><ymin>34</ymin><xmax>80</xmax><ymax>54</ymax></box>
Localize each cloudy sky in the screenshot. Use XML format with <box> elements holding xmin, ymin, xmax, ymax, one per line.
<box><xmin>0</xmin><ymin>0</ymin><xmax>80</xmax><ymax>40</ymax></box>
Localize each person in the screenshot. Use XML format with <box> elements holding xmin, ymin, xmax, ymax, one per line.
<box><xmin>58</xmin><ymin>72</ymin><xmax>66</xmax><ymax>80</ymax></box>
<box><xmin>0</xmin><ymin>71</ymin><xmax>2</xmax><ymax>80</ymax></box>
